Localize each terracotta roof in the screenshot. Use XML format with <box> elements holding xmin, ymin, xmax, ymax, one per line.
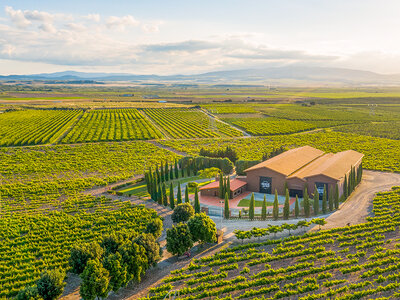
<box><xmin>244</xmin><ymin>146</ymin><xmax>325</xmax><ymax>176</ymax></box>
<box><xmin>200</xmin><ymin>178</ymin><xmax>247</xmax><ymax>191</ymax></box>
<box><xmin>300</xmin><ymin>150</ymin><xmax>364</xmax><ymax>180</ymax></box>
<box><xmin>287</xmin><ymin>153</ymin><xmax>334</xmax><ymax>180</ymax></box>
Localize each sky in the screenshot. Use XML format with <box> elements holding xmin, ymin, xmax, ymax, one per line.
<box><xmin>1</xmin><ymin>0</ymin><xmax>400</xmax><ymax>75</ymax></box>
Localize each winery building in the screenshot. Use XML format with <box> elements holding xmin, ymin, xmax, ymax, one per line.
<box><xmin>244</xmin><ymin>146</ymin><xmax>364</xmax><ymax>199</ymax></box>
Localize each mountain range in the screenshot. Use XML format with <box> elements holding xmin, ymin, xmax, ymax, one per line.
<box><xmin>1</xmin><ymin>66</ymin><xmax>400</xmax><ymax>85</ymax></box>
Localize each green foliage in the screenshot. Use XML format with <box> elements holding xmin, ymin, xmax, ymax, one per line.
<box><xmin>166</xmin><ymin>223</ymin><xmax>194</xmax><ymax>256</ymax></box>
<box><xmin>283</xmin><ymin>188</ymin><xmax>290</xmax><ymax>219</ymax></box>
<box><xmin>172</xmin><ymin>203</ymin><xmax>195</xmax><ymax>223</ymax></box>
<box><xmin>295</xmin><ymin>195</ymin><xmax>300</xmax><ymax>218</ymax></box>
<box><xmin>249</xmin><ymin>193</ymin><xmax>255</xmax><ymax>220</ymax></box>
<box><xmin>145</xmin><ymin>218</ymin><xmax>164</xmax><ymax>239</ymax></box>
<box><xmin>194</xmin><ymin>186</ymin><xmax>201</xmax><ymax>214</ymax></box>
<box><xmin>273</xmin><ymin>190</ymin><xmax>279</xmax><ymax>220</ymax></box>
<box><xmin>103</xmin><ymin>252</ymin><xmax>127</xmax><ymax>292</ymax></box>
<box><xmin>235</xmin><ymin>160</ymin><xmax>262</xmax><ymax>175</ymax></box>
<box><xmin>322</xmin><ymin>185</ymin><xmax>327</xmax><ymax>214</ymax></box>
<box><xmin>198</xmin><ymin>167</ymin><xmax>221</xmax><ymax>179</ymax></box>
<box><xmin>176</xmin><ymin>182</ymin><xmax>182</xmax><ymax>205</ymax></box>
<box><xmin>224</xmin><ymin>192</ymin><xmax>230</xmax><ymax>219</ymax></box>
<box><xmin>261</xmin><ymin>194</ymin><xmax>267</xmax><ymax>221</ymax></box>
<box><xmin>169</xmin><ymin>182</ymin><xmax>175</xmax><ymax>209</ymax></box>
<box><xmin>16</xmin><ymin>286</ymin><xmax>40</xmax><ymax>300</ymax></box>
<box><xmin>313</xmin><ymin>185</ymin><xmax>320</xmax><ymax>215</ymax></box>
<box><xmin>80</xmin><ymin>259</ymin><xmax>110</xmax><ymax>300</ymax></box>
<box><xmin>37</xmin><ymin>269</ymin><xmax>66</xmax><ymax>300</ymax></box>
<box><xmin>303</xmin><ymin>187</ymin><xmax>310</xmax><ymax>218</ymax></box>
<box><xmin>184</xmin><ymin>186</ymin><xmax>190</xmax><ymax>203</ymax></box>
<box><xmin>134</xmin><ymin>233</ymin><xmax>161</xmax><ymax>267</ymax></box>
<box><xmin>188</xmin><ymin>213</ymin><xmax>217</xmax><ymax>244</ymax></box>
<box><xmin>119</xmin><ymin>240</ymin><xmax>148</xmax><ymax>283</ymax></box>
<box><xmin>69</xmin><ymin>242</ymin><xmax>104</xmax><ymax>274</ymax></box>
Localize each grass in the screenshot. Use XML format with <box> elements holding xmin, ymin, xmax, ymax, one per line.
<box><xmin>237</xmin><ymin>198</ymin><xmax>275</xmax><ymax>207</ymax></box>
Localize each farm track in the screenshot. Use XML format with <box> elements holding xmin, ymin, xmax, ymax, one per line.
<box><xmin>201</xmin><ymin>108</ymin><xmax>251</xmax><ymax>137</ymax></box>
<box><xmin>147</xmin><ymin>140</ymin><xmax>188</xmax><ymax>156</ymax></box>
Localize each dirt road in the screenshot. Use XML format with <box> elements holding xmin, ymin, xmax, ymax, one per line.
<box><xmin>317</xmin><ymin>170</ymin><xmax>400</xmax><ymax>230</ymax></box>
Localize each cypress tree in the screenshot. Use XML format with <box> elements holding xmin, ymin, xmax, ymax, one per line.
<box><xmin>184</xmin><ymin>186</ymin><xmax>189</xmax><ymax>203</ymax></box>
<box><xmin>273</xmin><ymin>189</ymin><xmax>279</xmax><ymax>221</ymax></box>
<box><xmin>261</xmin><ymin>194</ymin><xmax>267</xmax><ymax>221</ymax></box>
<box><xmin>249</xmin><ymin>192</ymin><xmax>255</xmax><ymax>220</ymax></box>
<box><xmin>218</xmin><ymin>173</ymin><xmax>224</xmax><ymax>199</ymax></box>
<box><xmin>161</xmin><ymin>182</ymin><xmax>167</xmax><ymax>206</ymax></box>
<box><xmin>165</xmin><ymin>162</ymin><xmax>169</xmax><ymax>182</ymax></box>
<box><xmin>174</xmin><ymin>160</ymin><xmax>179</xmax><ymax>179</ymax></box>
<box><xmin>224</xmin><ymin>192</ymin><xmax>230</xmax><ymax>219</ymax></box>
<box><xmin>181</xmin><ymin>163</ymin><xmax>185</xmax><ymax>178</ymax></box>
<box><xmin>283</xmin><ymin>181</ymin><xmax>288</xmax><ymax>194</ymax></box>
<box><xmin>283</xmin><ymin>188</ymin><xmax>290</xmax><ymax>220</ymax></box>
<box><xmin>313</xmin><ymin>185</ymin><xmax>319</xmax><ymax>215</ymax></box>
<box><xmin>223</xmin><ymin>177</ymin><xmax>227</xmax><ymax>198</ymax></box>
<box><xmin>158</xmin><ymin>183</ymin><xmax>163</xmax><ymax>205</ymax></box>
<box><xmin>160</xmin><ymin>164</ymin><xmax>165</xmax><ymax>182</ymax></box>
<box><xmin>226</xmin><ymin>177</ymin><xmax>231</xmax><ymax>199</ymax></box>
<box><xmin>194</xmin><ymin>186</ymin><xmax>200</xmax><ymax>213</ymax></box>
<box><xmin>347</xmin><ymin>174</ymin><xmax>351</xmax><ymax>197</ymax></box>
<box><xmin>193</xmin><ymin>159</ymin><xmax>197</xmax><ymax>175</ymax></box>
<box><xmin>156</xmin><ymin>167</ymin><xmax>161</xmax><ymax>183</ymax></box>
<box><xmin>322</xmin><ymin>185</ymin><xmax>327</xmax><ymax>214</ymax></box>
<box><xmin>334</xmin><ymin>184</ymin><xmax>339</xmax><ymax>210</ymax></box>
<box><xmin>328</xmin><ymin>186</ymin><xmax>334</xmax><ymax>211</ymax></box>
<box><xmin>145</xmin><ymin>172</ymin><xmax>151</xmax><ymax>194</ymax></box>
<box><xmin>187</xmin><ymin>163</ymin><xmax>191</xmax><ymax>177</ymax></box>
<box><xmin>295</xmin><ymin>195</ymin><xmax>299</xmax><ymax>218</ymax></box>
<box><xmin>176</xmin><ymin>182</ymin><xmax>182</xmax><ymax>204</ymax></box>
<box><xmin>169</xmin><ymin>182</ymin><xmax>175</xmax><ymax>209</ymax></box>
<box><xmin>152</xmin><ymin>175</ymin><xmax>157</xmax><ymax>201</ymax></box>
<box><xmin>343</xmin><ymin>174</ymin><xmax>348</xmax><ymax>199</ymax></box>
<box><xmin>170</xmin><ymin>167</ymin><xmax>174</xmax><ymax>181</ymax></box>
<box><xmin>303</xmin><ymin>187</ymin><xmax>310</xmax><ymax>218</ymax></box>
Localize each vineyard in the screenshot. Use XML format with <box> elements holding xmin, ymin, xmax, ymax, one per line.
<box><xmin>0</xmin><ymin>109</ymin><xmax>82</xmax><ymax>146</ymax></box>
<box><xmin>160</xmin><ymin>131</ymin><xmax>400</xmax><ymax>173</ymax></box>
<box><xmin>144</xmin><ymin>108</ymin><xmax>243</xmax><ymax>138</ymax></box>
<box><xmin>335</xmin><ymin>121</ymin><xmax>400</xmax><ymax>140</ymax></box>
<box><xmin>61</xmin><ymin>108</ymin><xmax>163</xmax><ymax>143</ymax></box>
<box><xmin>144</xmin><ymin>187</ymin><xmax>400</xmax><ymax>300</ymax></box>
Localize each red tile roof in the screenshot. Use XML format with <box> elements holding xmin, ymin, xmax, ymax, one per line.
<box><xmin>200</xmin><ymin>178</ymin><xmax>247</xmax><ymax>191</ymax></box>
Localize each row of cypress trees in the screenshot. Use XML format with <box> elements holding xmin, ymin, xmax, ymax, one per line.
<box><xmin>343</xmin><ymin>164</ymin><xmax>363</xmax><ymax>199</ymax></box>
<box><xmin>218</xmin><ymin>173</ymin><xmax>231</xmax><ymax>199</ymax></box>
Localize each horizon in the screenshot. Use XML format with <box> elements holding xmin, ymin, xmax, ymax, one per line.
<box><xmin>1</xmin><ymin>0</ymin><xmax>400</xmax><ymax>76</ymax></box>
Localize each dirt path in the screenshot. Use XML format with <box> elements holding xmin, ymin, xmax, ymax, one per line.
<box><xmin>82</xmin><ymin>175</ymin><xmax>143</xmax><ymax>196</ymax></box>
<box><xmin>314</xmin><ymin>170</ymin><xmax>400</xmax><ymax>230</ymax></box>
<box><xmin>147</xmin><ymin>140</ymin><xmax>187</xmax><ymax>156</ymax></box>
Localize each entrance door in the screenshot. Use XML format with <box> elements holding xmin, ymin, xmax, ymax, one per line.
<box><xmin>315</xmin><ymin>182</ymin><xmax>328</xmax><ymax>200</ymax></box>
<box><xmin>289</xmin><ymin>189</ymin><xmax>303</xmax><ymax>198</ymax></box>
<box><xmin>259</xmin><ymin>177</ymin><xmax>272</xmax><ymax>193</ymax></box>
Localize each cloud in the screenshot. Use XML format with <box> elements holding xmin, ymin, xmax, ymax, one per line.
<box><xmin>84</xmin><ymin>14</ymin><xmax>100</xmax><ymax>22</ymax></box>
<box><xmin>142</xmin><ymin>40</ymin><xmax>220</xmax><ymax>52</ymax></box>
<box><xmin>106</xmin><ymin>15</ymin><xmax>139</xmax><ymax>30</ymax></box>
<box><xmin>5</xmin><ymin>6</ymin><xmax>30</xmax><ymax>28</ymax></box>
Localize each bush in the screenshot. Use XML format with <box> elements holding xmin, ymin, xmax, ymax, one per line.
<box><xmin>145</xmin><ymin>218</ymin><xmax>163</xmax><ymax>239</ymax></box>
<box><xmin>37</xmin><ymin>269</ymin><xmax>66</xmax><ymax>300</ymax></box>
<box><xmin>188</xmin><ymin>213</ymin><xmax>217</xmax><ymax>244</ymax></box>
<box><xmin>188</xmin><ymin>181</ymin><xmax>199</xmax><ymax>188</ymax></box>
<box><xmin>69</xmin><ymin>242</ymin><xmax>104</xmax><ymax>274</ymax></box>
<box><xmin>172</xmin><ymin>203</ymin><xmax>195</xmax><ymax>223</ymax></box>
<box><xmin>166</xmin><ymin>223</ymin><xmax>194</xmax><ymax>256</ymax></box>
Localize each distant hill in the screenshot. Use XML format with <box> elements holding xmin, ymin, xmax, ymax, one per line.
<box><xmin>2</xmin><ymin>66</ymin><xmax>400</xmax><ymax>85</ymax></box>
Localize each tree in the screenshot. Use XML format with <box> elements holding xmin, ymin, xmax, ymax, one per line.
<box><xmin>103</xmin><ymin>252</ymin><xmax>127</xmax><ymax>292</ymax></box>
<box><xmin>312</xmin><ymin>218</ymin><xmax>327</xmax><ymax>230</ymax></box>
<box><xmin>156</xmin><ymin>167</ymin><xmax>161</xmax><ymax>184</ymax></box>
<box><xmin>162</xmin><ymin>182</ymin><xmax>168</xmax><ymax>206</ymax></box>
<box><xmin>226</xmin><ymin>177</ymin><xmax>231</xmax><ymax>199</ymax></box>
<box><xmin>249</xmin><ymin>192</ymin><xmax>255</xmax><ymax>220</ymax></box>
<box><xmin>172</xmin><ymin>203</ymin><xmax>195</xmax><ymax>223</ymax></box>
<box><xmin>37</xmin><ymin>269</ymin><xmax>66</xmax><ymax>300</ymax></box>
<box><xmin>303</xmin><ymin>187</ymin><xmax>310</xmax><ymax>218</ymax></box>
<box><xmin>134</xmin><ymin>233</ymin><xmax>161</xmax><ymax>267</ymax></box>
<box><xmin>261</xmin><ymin>194</ymin><xmax>267</xmax><ymax>221</ymax></box>
<box><xmin>343</xmin><ymin>174</ymin><xmax>348</xmax><ymax>199</ymax></box>
<box><xmin>283</xmin><ymin>188</ymin><xmax>290</xmax><ymax>220</ymax></box>
<box><xmin>174</xmin><ymin>159</ymin><xmax>179</xmax><ymax>179</ymax></box>
<box><xmin>101</xmin><ymin>234</ymin><xmax>121</xmax><ymax>255</ymax></box>
<box><xmin>169</xmin><ymin>182</ymin><xmax>175</xmax><ymax>209</ymax></box>
<box><xmin>17</xmin><ymin>286</ymin><xmax>39</xmax><ymax>300</ymax></box>
<box><xmin>194</xmin><ymin>186</ymin><xmax>200</xmax><ymax>213</ymax></box>
<box><xmin>181</xmin><ymin>162</ymin><xmax>185</xmax><ymax>178</ymax></box>
<box><xmin>273</xmin><ymin>189</ymin><xmax>279</xmax><ymax>220</ymax></box>
<box><xmin>69</xmin><ymin>242</ymin><xmax>104</xmax><ymax>274</ymax></box>
<box><xmin>224</xmin><ymin>192</ymin><xmax>230</xmax><ymax>219</ymax></box>
<box><xmin>169</xmin><ymin>166</ymin><xmax>174</xmax><ymax>181</ymax></box>
<box><xmin>166</xmin><ymin>223</ymin><xmax>194</xmax><ymax>256</ymax></box>
<box><xmin>119</xmin><ymin>241</ymin><xmax>148</xmax><ymax>283</ymax></box>
<box><xmin>160</xmin><ymin>164</ymin><xmax>165</xmax><ymax>182</ymax></box>
<box><xmin>313</xmin><ymin>185</ymin><xmax>319</xmax><ymax>215</ymax></box>
<box><xmin>322</xmin><ymin>185</ymin><xmax>327</xmax><ymax>214</ymax></box>
<box><xmin>184</xmin><ymin>186</ymin><xmax>190</xmax><ymax>203</ymax></box>
<box><xmin>176</xmin><ymin>182</ymin><xmax>182</xmax><ymax>204</ymax></box>
<box><xmin>165</xmin><ymin>162</ymin><xmax>169</xmax><ymax>181</ymax></box>
<box><xmin>145</xmin><ymin>218</ymin><xmax>163</xmax><ymax>239</ymax></box>
<box><xmin>218</xmin><ymin>173</ymin><xmax>224</xmax><ymax>199</ymax></box>
<box><xmin>80</xmin><ymin>259</ymin><xmax>110</xmax><ymax>300</ymax></box>
<box><xmin>294</xmin><ymin>195</ymin><xmax>299</xmax><ymax>218</ymax></box>
<box><xmin>268</xmin><ymin>225</ymin><xmax>282</xmax><ymax>238</ymax></box>
<box><xmin>188</xmin><ymin>213</ymin><xmax>217</xmax><ymax>244</ymax></box>
<box><xmin>198</xmin><ymin>167</ymin><xmax>220</xmax><ymax>179</ymax></box>
<box><xmin>328</xmin><ymin>187</ymin><xmax>334</xmax><ymax>211</ymax></box>
<box><xmin>334</xmin><ymin>184</ymin><xmax>339</xmax><ymax>210</ymax></box>
<box><xmin>157</xmin><ymin>183</ymin><xmax>163</xmax><ymax>205</ymax></box>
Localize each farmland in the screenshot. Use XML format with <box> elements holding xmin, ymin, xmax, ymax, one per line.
<box><xmin>61</xmin><ymin>108</ymin><xmax>162</xmax><ymax>143</ymax></box>
<box><xmin>144</xmin><ymin>187</ymin><xmax>400</xmax><ymax>300</ymax></box>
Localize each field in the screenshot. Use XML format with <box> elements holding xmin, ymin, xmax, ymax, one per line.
<box><xmin>144</xmin><ymin>108</ymin><xmax>243</xmax><ymax>138</ymax></box>
<box><xmin>144</xmin><ymin>187</ymin><xmax>400</xmax><ymax>300</ymax></box>
<box><xmin>2</xmin><ymin>84</ymin><xmax>400</xmax><ymax>299</ymax></box>
<box><xmin>0</xmin><ymin>109</ymin><xmax>82</xmax><ymax>146</ymax></box>
<box><xmin>61</xmin><ymin>108</ymin><xmax>162</xmax><ymax>143</ymax></box>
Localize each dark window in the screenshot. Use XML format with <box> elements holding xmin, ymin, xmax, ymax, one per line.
<box><xmin>289</xmin><ymin>189</ymin><xmax>303</xmax><ymax>198</ymax></box>
<box><xmin>315</xmin><ymin>182</ymin><xmax>328</xmax><ymax>200</ymax></box>
<box><xmin>259</xmin><ymin>177</ymin><xmax>272</xmax><ymax>194</ymax></box>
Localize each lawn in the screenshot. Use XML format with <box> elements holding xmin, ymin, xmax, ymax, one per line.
<box><xmin>237</xmin><ymin>198</ymin><xmax>275</xmax><ymax>207</ymax></box>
